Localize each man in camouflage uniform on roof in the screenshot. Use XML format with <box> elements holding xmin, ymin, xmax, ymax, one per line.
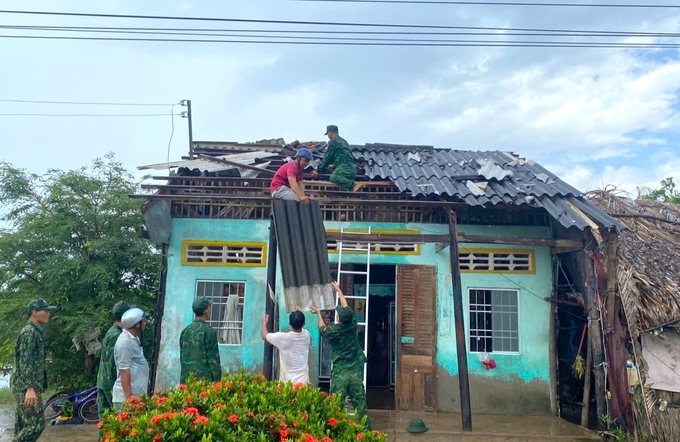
<box><xmin>312</xmin><ymin>125</ymin><xmax>358</xmax><ymax>192</ymax></box>
<box><xmin>311</xmin><ymin>281</ymin><xmax>371</xmax><ymax>431</ymax></box>
<box><xmin>96</xmin><ymin>301</ymin><xmax>130</xmax><ymax>436</ymax></box>
<box><xmin>10</xmin><ymin>299</ymin><xmax>56</xmax><ymax>442</ymax></box>
<box><xmin>179</xmin><ymin>297</ymin><xmax>223</xmax><ymax>384</ymax></box>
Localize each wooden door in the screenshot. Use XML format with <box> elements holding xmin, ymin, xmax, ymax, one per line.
<box><xmin>396</xmin><ymin>265</ymin><xmax>437</xmax><ymax>412</ymax></box>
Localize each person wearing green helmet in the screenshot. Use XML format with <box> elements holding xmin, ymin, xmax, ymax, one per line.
<box><xmin>312</xmin><ymin>125</ymin><xmax>358</xmax><ymax>192</ymax></box>
<box><xmin>179</xmin><ymin>297</ymin><xmax>223</xmax><ymax>384</ymax></box>
<box><xmin>10</xmin><ymin>299</ymin><xmax>56</xmax><ymax>442</ymax></box>
<box><xmin>96</xmin><ymin>301</ymin><xmax>130</xmax><ymax>432</ymax></box>
<box><xmin>310</xmin><ymin>281</ymin><xmax>371</xmax><ymax>431</ymax></box>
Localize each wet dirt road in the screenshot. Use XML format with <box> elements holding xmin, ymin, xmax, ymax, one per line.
<box><xmin>0</xmin><ymin>405</ymin><xmax>97</xmax><ymax>442</ymax></box>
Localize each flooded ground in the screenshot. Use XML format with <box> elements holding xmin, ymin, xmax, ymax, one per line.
<box><xmin>0</xmin><ymin>405</ymin><xmax>599</xmax><ymax>442</ymax></box>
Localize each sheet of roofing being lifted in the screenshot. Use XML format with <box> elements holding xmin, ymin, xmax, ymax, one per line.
<box><xmin>137</xmin><ymin>151</ymin><xmax>276</xmax><ymax>173</ymax></box>
<box><xmin>272</xmin><ymin>200</ymin><xmax>335</xmax><ymax>313</ymax></box>
<box><xmin>351</xmin><ymin>144</ymin><xmax>625</xmax><ymax>231</ymax></box>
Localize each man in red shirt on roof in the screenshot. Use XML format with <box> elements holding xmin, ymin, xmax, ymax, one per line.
<box><xmin>270</xmin><ymin>148</ymin><xmax>312</xmax><ymax>204</ymax></box>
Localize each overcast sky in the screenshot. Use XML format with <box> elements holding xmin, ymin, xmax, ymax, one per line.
<box><xmin>1</xmin><ymin>0</ymin><xmax>680</xmax><ymax>196</ymax></box>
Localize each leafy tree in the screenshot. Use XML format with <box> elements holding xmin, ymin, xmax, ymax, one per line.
<box><xmin>0</xmin><ymin>154</ymin><xmax>160</xmax><ymax>391</ymax></box>
<box><xmin>641</xmin><ymin>177</ymin><xmax>680</xmax><ymax>204</ymax></box>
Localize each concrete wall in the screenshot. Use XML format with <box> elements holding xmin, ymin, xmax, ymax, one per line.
<box><xmin>158</xmin><ymin>219</ymin><xmax>553</xmax><ymax>414</ymax></box>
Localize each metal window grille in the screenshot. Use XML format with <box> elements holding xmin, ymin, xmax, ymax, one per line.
<box><xmin>468</xmin><ymin>289</ymin><xmax>519</xmax><ymax>353</ymax></box>
<box><xmin>459</xmin><ymin>251</ymin><xmax>532</xmax><ymax>272</ymax></box>
<box><xmin>195</xmin><ymin>281</ymin><xmax>245</xmax><ymax>345</ymax></box>
<box><xmin>327</xmin><ymin>240</ymin><xmax>418</xmax><ymax>253</ymax></box>
<box><xmin>184</xmin><ymin>243</ymin><xmax>265</xmax><ymax>265</ymax></box>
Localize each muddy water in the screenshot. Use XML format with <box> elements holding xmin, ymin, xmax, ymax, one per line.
<box><xmin>0</xmin><ymin>404</ymin><xmax>97</xmax><ymax>442</ymax></box>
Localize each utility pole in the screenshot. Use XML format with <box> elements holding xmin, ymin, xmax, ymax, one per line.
<box><xmin>180</xmin><ymin>99</ymin><xmax>194</xmax><ymax>158</ymax></box>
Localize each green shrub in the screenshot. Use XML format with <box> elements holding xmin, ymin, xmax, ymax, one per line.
<box><xmin>99</xmin><ymin>371</ymin><xmax>387</xmax><ymax>442</ymax></box>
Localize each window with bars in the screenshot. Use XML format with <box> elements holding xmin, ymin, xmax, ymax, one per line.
<box><xmin>459</xmin><ymin>250</ymin><xmax>534</xmax><ymax>273</ymax></box>
<box><xmin>327</xmin><ymin>241</ymin><xmax>419</xmax><ymax>254</ymax></box>
<box><xmin>195</xmin><ymin>281</ymin><xmax>245</xmax><ymax>345</ymax></box>
<box><xmin>468</xmin><ymin>289</ymin><xmax>519</xmax><ymax>354</ymax></box>
<box><xmin>182</xmin><ymin>241</ymin><xmax>266</xmax><ymax>266</ymax></box>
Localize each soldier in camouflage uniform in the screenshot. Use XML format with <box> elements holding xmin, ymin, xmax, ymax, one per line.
<box><xmin>96</xmin><ymin>301</ymin><xmax>130</xmax><ymax>434</ymax></box>
<box><xmin>312</xmin><ymin>125</ymin><xmax>358</xmax><ymax>192</ymax></box>
<box><xmin>179</xmin><ymin>297</ymin><xmax>222</xmax><ymax>384</ymax></box>
<box><xmin>10</xmin><ymin>299</ymin><xmax>56</xmax><ymax>442</ymax></box>
<box><xmin>311</xmin><ymin>281</ymin><xmax>371</xmax><ymax>430</ymax></box>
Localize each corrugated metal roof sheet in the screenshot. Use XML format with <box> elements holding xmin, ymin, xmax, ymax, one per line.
<box><xmin>189</xmin><ymin>140</ymin><xmax>625</xmax><ymax>231</ymax></box>
<box><xmin>272</xmin><ymin>200</ymin><xmax>335</xmax><ymax>313</ymax></box>
<box><xmin>138</xmin><ymin>151</ymin><xmax>276</xmax><ymax>173</ymax></box>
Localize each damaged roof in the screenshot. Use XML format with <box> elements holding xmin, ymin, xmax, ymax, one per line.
<box><xmin>187</xmin><ymin>140</ymin><xmax>625</xmax><ymax>232</ymax></box>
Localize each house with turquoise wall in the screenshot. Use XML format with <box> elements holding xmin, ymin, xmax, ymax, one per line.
<box><xmin>138</xmin><ymin>140</ymin><xmax>623</xmax><ymax>416</ymax></box>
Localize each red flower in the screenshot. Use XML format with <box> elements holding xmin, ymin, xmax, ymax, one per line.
<box><xmin>163</xmin><ymin>412</ymin><xmax>175</xmax><ymax>420</ymax></box>
<box><xmin>321</xmin><ymin>438</ymin><xmax>333</xmax><ymax>442</ymax></box>
<box><xmin>97</xmin><ymin>422</ymin><xmax>104</xmax><ymax>429</ymax></box>
<box><xmin>193</xmin><ymin>415</ymin><xmax>209</xmax><ymax>425</ymax></box>
<box><xmin>152</xmin><ymin>434</ymin><xmax>162</xmax><ymax>442</ymax></box>
<box><xmin>228</xmin><ymin>414</ymin><xmax>238</xmax><ymax>423</ymax></box>
<box><xmin>178</xmin><ymin>384</ymin><xmax>187</xmax><ymax>390</ymax></box>
<box><xmin>372</xmin><ymin>430</ymin><xmax>382</xmax><ymax>435</ymax></box>
<box><xmin>183</xmin><ymin>407</ymin><xmax>199</xmax><ymax>416</ymax></box>
<box><xmin>259</xmin><ymin>374</ymin><xmax>266</xmax><ymax>380</ymax></box>
<box><xmin>150</xmin><ymin>415</ymin><xmax>163</xmax><ymax>425</ymax></box>
<box><xmin>117</xmin><ymin>412</ymin><xmax>129</xmax><ymax>421</ymax></box>
<box><xmin>357</xmin><ymin>434</ymin><xmax>363</xmax><ymax>440</ymax></box>
<box><xmin>156</xmin><ymin>397</ymin><xmax>168</xmax><ymax>405</ymax></box>
<box><xmin>321</xmin><ymin>391</ymin><xmax>329</xmax><ymax>397</ymax></box>
<box><xmin>129</xmin><ymin>396</ymin><xmax>139</xmax><ymax>403</ymax></box>
<box><xmin>239</xmin><ymin>381</ymin><xmax>245</xmax><ymax>387</ymax></box>
<box><xmin>280</xmin><ymin>429</ymin><xmax>289</xmax><ymax>439</ymax></box>
<box><xmin>199</xmin><ymin>391</ymin><xmax>208</xmax><ymax>398</ymax></box>
<box><xmin>214</xmin><ymin>403</ymin><xmax>223</xmax><ymax>409</ymax></box>
<box><xmin>328</xmin><ymin>418</ymin><xmax>339</xmax><ymax>427</ymax></box>
<box><xmin>214</xmin><ymin>382</ymin><xmax>222</xmax><ymax>392</ymax></box>
<box><xmin>134</xmin><ymin>401</ymin><xmax>145</xmax><ymax>409</ymax></box>
<box><xmin>247</xmin><ymin>412</ymin><xmax>255</xmax><ymax>418</ymax></box>
<box><xmin>293</xmin><ymin>383</ymin><xmax>305</xmax><ymax>391</ymax></box>
<box><xmin>292</xmin><ymin>421</ymin><xmax>298</xmax><ymax>428</ymax></box>
<box><xmin>301</xmin><ymin>412</ymin><xmax>309</xmax><ymax>422</ymax></box>
<box><xmin>305</xmin><ymin>434</ymin><xmax>316</xmax><ymax>442</ymax></box>
<box><xmin>225</xmin><ymin>381</ymin><xmax>233</xmax><ymax>388</ymax></box>
<box><xmin>147</xmin><ymin>428</ymin><xmax>155</xmax><ymax>434</ymax></box>
<box><xmin>130</xmin><ymin>430</ymin><xmax>138</xmax><ymax>437</ymax></box>
<box><xmin>276</xmin><ymin>385</ymin><xmax>282</xmax><ymax>393</ymax></box>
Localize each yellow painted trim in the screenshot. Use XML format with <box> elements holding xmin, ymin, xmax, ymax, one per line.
<box><xmin>182</xmin><ymin>240</ymin><xmax>267</xmax><ymax>267</ymax></box>
<box><xmin>457</xmin><ymin>248</ymin><xmax>536</xmax><ymax>274</ymax></box>
<box><xmin>326</xmin><ymin>229</ymin><xmax>421</xmax><ymax>255</ymax></box>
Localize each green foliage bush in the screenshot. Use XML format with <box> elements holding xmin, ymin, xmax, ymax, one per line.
<box><xmin>99</xmin><ymin>371</ymin><xmax>387</xmax><ymax>442</ymax></box>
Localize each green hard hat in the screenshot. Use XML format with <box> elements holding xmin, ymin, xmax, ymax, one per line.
<box><xmin>335</xmin><ymin>305</ymin><xmax>354</xmax><ymax>323</ymax></box>
<box><xmin>192</xmin><ymin>297</ymin><xmax>212</xmax><ymax>315</ymax></box>
<box><xmin>112</xmin><ymin>301</ymin><xmax>131</xmax><ymax>321</ymax></box>
<box><xmin>325</xmin><ymin>124</ymin><xmax>339</xmax><ymax>135</ymax></box>
<box><xmin>405</xmin><ymin>418</ymin><xmax>428</xmax><ymax>433</ymax></box>
<box><xmin>27</xmin><ymin>299</ymin><xmax>56</xmax><ymax>316</ymax></box>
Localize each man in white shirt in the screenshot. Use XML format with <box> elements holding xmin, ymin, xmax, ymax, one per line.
<box><xmin>112</xmin><ymin>308</ymin><xmax>149</xmax><ymax>409</ymax></box>
<box><xmin>261</xmin><ymin>311</ymin><xmax>310</xmax><ymax>384</ymax></box>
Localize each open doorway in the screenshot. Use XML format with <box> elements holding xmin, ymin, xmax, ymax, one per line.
<box><xmin>320</xmin><ymin>264</ymin><xmax>397</xmax><ymax>410</ymax></box>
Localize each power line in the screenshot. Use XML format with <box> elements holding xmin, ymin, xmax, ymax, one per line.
<box><xmin>3</xmin><ymin>24</ymin><xmax>679</xmax><ymax>38</ymax></box>
<box><xmin>277</xmin><ymin>0</ymin><xmax>680</xmax><ymax>7</ymax></box>
<box><xmin>0</xmin><ymin>113</ymin><xmax>176</xmax><ymax>117</ymax></box>
<box><xmin>0</xmin><ymin>10</ymin><xmax>676</xmax><ymax>36</ymax></box>
<box><xmin>0</xmin><ymin>9</ymin><xmax>674</xmax><ymax>35</ymax></box>
<box><xmin>2</xmin><ymin>34</ymin><xmax>679</xmax><ymax>48</ymax></box>
<box><xmin>0</xmin><ymin>99</ymin><xmax>173</xmax><ymax>106</ymax></box>
<box><xmin>3</xmin><ymin>24</ymin><xmax>680</xmax><ymax>39</ymax></box>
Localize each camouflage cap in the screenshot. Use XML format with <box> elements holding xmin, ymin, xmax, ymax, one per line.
<box><xmin>325</xmin><ymin>124</ymin><xmax>339</xmax><ymax>135</ymax></box>
<box><xmin>112</xmin><ymin>301</ymin><xmax>131</xmax><ymax>321</ymax></box>
<box><xmin>27</xmin><ymin>299</ymin><xmax>56</xmax><ymax>315</ymax></box>
<box><xmin>335</xmin><ymin>305</ymin><xmax>354</xmax><ymax>323</ymax></box>
<box><xmin>192</xmin><ymin>297</ymin><xmax>212</xmax><ymax>315</ymax></box>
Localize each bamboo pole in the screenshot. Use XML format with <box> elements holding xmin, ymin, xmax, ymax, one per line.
<box><xmin>581</xmin><ymin>336</ymin><xmax>593</xmax><ymax>427</ymax></box>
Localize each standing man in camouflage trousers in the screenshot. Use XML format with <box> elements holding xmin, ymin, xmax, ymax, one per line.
<box><xmin>96</xmin><ymin>301</ymin><xmax>130</xmax><ymax>433</ymax></box>
<box><xmin>10</xmin><ymin>299</ymin><xmax>56</xmax><ymax>442</ymax></box>
<box><xmin>179</xmin><ymin>297</ymin><xmax>222</xmax><ymax>384</ymax></box>
<box><xmin>311</xmin><ymin>281</ymin><xmax>371</xmax><ymax>430</ymax></box>
<box><xmin>312</xmin><ymin>125</ymin><xmax>358</xmax><ymax>192</ymax></box>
